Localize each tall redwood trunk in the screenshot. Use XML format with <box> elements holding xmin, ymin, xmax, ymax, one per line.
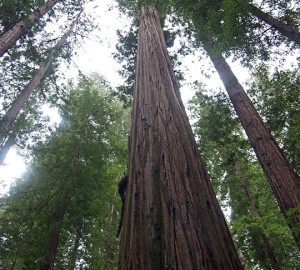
<box><xmin>119</xmin><ymin>6</ymin><xmax>243</xmax><ymax>269</ymax></box>
<box><xmin>42</xmin><ymin>121</ymin><xmax>84</xmax><ymax>269</ymax></box>
<box><xmin>0</xmin><ymin>13</ymin><xmax>80</xmax><ymax>144</ymax></box>
<box><xmin>248</xmin><ymin>3</ymin><xmax>300</xmax><ymax>46</ymax></box>
<box><xmin>0</xmin><ymin>0</ymin><xmax>61</xmax><ymax>57</ymax></box>
<box><xmin>209</xmin><ymin>53</ymin><xmax>300</xmax><ymax>248</ymax></box>
<box><xmin>235</xmin><ymin>162</ymin><xmax>278</xmax><ymax>269</ymax></box>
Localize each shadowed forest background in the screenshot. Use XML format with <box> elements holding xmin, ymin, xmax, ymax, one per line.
<box><xmin>0</xmin><ymin>0</ymin><xmax>299</xmax><ymax>269</ymax></box>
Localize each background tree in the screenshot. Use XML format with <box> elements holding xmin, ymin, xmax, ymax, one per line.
<box><xmin>0</xmin><ymin>0</ymin><xmax>61</xmax><ymax>57</ymax></box>
<box><xmin>0</xmin><ymin>0</ymin><xmax>95</xmax><ymax>164</ymax></box>
<box><xmin>0</xmin><ymin>11</ymin><xmax>81</xmax><ymax>145</ymax></box>
<box><xmin>189</xmin><ymin>87</ymin><xmax>299</xmax><ymax>268</ymax></box>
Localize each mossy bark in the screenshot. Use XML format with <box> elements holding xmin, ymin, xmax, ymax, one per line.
<box><xmin>119</xmin><ymin>6</ymin><xmax>243</xmax><ymax>270</ymax></box>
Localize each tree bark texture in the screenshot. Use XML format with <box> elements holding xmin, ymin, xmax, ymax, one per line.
<box><xmin>209</xmin><ymin>53</ymin><xmax>300</xmax><ymax>249</ymax></box>
<box><xmin>119</xmin><ymin>7</ymin><xmax>243</xmax><ymax>270</ymax></box>
<box><xmin>0</xmin><ymin>13</ymin><xmax>80</xmax><ymax>144</ymax></box>
<box><xmin>248</xmin><ymin>4</ymin><xmax>300</xmax><ymax>46</ymax></box>
<box><xmin>235</xmin><ymin>162</ymin><xmax>278</xmax><ymax>269</ymax></box>
<box><xmin>0</xmin><ymin>133</ymin><xmax>16</xmax><ymax>165</ymax></box>
<box><xmin>0</xmin><ymin>0</ymin><xmax>61</xmax><ymax>57</ymax></box>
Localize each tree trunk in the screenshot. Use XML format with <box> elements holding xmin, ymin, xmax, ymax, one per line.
<box><xmin>209</xmin><ymin>53</ymin><xmax>300</xmax><ymax>249</ymax></box>
<box><xmin>235</xmin><ymin>162</ymin><xmax>279</xmax><ymax>269</ymax></box>
<box><xmin>69</xmin><ymin>233</ymin><xmax>80</xmax><ymax>270</ymax></box>
<box><xmin>10</xmin><ymin>247</ymin><xmax>21</xmax><ymax>270</ymax></box>
<box><xmin>0</xmin><ymin>13</ymin><xmax>80</xmax><ymax>144</ymax></box>
<box><xmin>42</xmin><ymin>131</ymin><xmax>82</xmax><ymax>270</ymax></box>
<box><xmin>248</xmin><ymin>3</ymin><xmax>300</xmax><ymax>46</ymax></box>
<box><xmin>119</xmin><ymin>6</ymin><xmax>243</xmax><ymax>270</ymax></box>
<box><xmin>0</xmin><ymin>133</ymin><xmax>16</xmax><ymax>165</ymax></box>
<box><xmin>0</xmin><ymin>0</ymin><xmax>61</xmax><ymax>57</ymax></box>
<box><xmin>41</xmin><ymin>203</ymin><xmax>66</xmax><ymax>270</ymax></box>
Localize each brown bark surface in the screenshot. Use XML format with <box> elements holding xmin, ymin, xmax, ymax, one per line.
<box><xmin>0</xmin><ymin>13</ymin><xmax>80</xmax><ymax>144</ymax></box>
<box><xmin>248</xmin><ymin>4</ymin><xmax>300</xmax><ymax>46</ymax></box>
<box><xmin>0</xmin><ymin>0</ymin><xmax>61</xmax><ymax>57</ymax></box>
<box><xmin>119</xmin><ymin>7</ymin><xmax>243</xmax><ymax>270</ymax></box>
<box><xmin>209</xmin><ymin>54</ymin><xmax>300</xmax><ymax>249</ymax></box>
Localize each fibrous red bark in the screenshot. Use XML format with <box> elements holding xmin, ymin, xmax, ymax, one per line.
<box><xmin>119</xmin><ymin>6</ymin><xmax>243</xmax><ymax>269</ymax></box>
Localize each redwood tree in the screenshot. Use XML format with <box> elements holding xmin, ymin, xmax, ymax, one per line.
<box><xmin>119</xmin><ymin>6</ymin><xmax>243</xmax><ymax>269</ymax></box>
<box><xmin>0</xmin><ymin>0</ymin><xmax>61</xmax><ymax>57</ymax></box>
<box><xmin>0</xmin><ymin>12</ymin><xmax>81</xmax><ymax>144</ymax></box>
<box><xmin>246</xmin><ymin>3</ymin><xmax>300</xmax><ymax>46</ymax></box>
<box><xmin>208</xmin><ymin>52</ymin><xmax>300</xmax><ymax>248</ymax></box>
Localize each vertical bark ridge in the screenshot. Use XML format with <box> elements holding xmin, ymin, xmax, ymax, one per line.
<box><xmin>119</xmin><ymin>6</ymin><xmax>243</xmax><ymax>270</ymax></box>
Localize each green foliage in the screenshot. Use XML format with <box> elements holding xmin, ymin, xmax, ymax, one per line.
<box><xmin>0</xmin><ymin>76</ymin><xmax>130</xmax><ymax>269</ymax></box>
<box><xmin>164</xmin><ymin>0</ymin><xmax>299</xmax><ymax>66</ymax></box>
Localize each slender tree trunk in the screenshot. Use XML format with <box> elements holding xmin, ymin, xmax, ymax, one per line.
<box><xmin>0</xmin><ymin>133</ymin><xmax>16</xmax><ymax>165</ymax></box>
<box><xmin>248</xmin><ymin>3</ymin><xmax>300</xmax><ymax>46</ymax></box>
<box><xmin>250</xmin><ymin>231</ymin><xmax>269</xmax><ymax>268</ymax></box>
<box><xmin>0</xmin><ymin>13</ymin><xmax>80</xmax><ymax>144</ymax></box>
<box><xmin>10</xmin><ymin>247</ymin><xmax>21</xmax><ymax>270</ymax></box>
<box><xmin>107</xmin><ymin>203</ymin><xmax>116</xmax><ymax>258</ymax></box>
<box><xmin>119</xmin><ymin>6</ymin><xmax>243</xmax><ymax>269</ymax></box>
<box><xmin>42</xmin><ymin>128</ymin><xmax>82</xmax><ymax>270</ymax></box>
<box><xmin>208</xmin><ymin>53</ymin><xmax>300</xmax><ymax>248</ymax></box>
<box><xmin>69</xmin><ymin>233</ymin><xmax>80</xmax><ymax>270</ymax></box>
<box><xmin>0</xmin><ymin>0</ymin><xmax>61</xmax><ymax>57</ymax></box>
<box><xmin>105</xmin><ymin>203</ymin><xmax>117</xmax><ymax>268</ymax></box>
<box><xmin>235</xmin><ymin>162</ymin><xmax>279</xmax><ymax>269</ymax></box>
<box><xmin>41</xmin><ymin>203</ymin><xmax>66</xmax><ymax>270</ymax></box>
